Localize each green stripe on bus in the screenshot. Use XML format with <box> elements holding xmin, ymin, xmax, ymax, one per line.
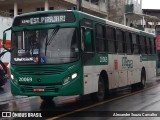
<box><xmin>141</xmin><ymin>55</ymin><xmax>156</xmax><ymax>61</ymax></box>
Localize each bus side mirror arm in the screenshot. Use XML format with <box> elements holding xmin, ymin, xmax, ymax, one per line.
<box><xmin>3</xmin><ymin>27</ymin><xmax>12</xmax><ymax>52</ymax></box>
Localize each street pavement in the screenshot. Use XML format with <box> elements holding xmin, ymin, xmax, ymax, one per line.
<box><xmin>0</xmin><ymin>76</ymin><xmax>160</xmax><ymax>120</ymax></box>
<box><xmin>0</xmin><ymin>79</ymin><xmax>28</xmax><ymax>105</ymax></box>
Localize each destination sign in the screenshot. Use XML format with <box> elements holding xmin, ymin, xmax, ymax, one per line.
<box><xmin>22</xmin><ymin>15</ymin><xmax>66</xmax><ymax>25</ymax></box>
<box><xmin>13</xmin><ymin>12</ymin><xmax>76</xmax><ymax>26</ymax></box>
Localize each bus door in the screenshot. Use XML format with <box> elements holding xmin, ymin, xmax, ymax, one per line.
<box><xmin>80</xmin><ymin>19</ymin><xmax>96</xmax><ymax>94</ymax></box>
<box><xmin>80</xmin><ymin>18</ymin><xmax>94</xmax><ymax>65</ymax></box>
<box><xmin>81</xmin><ymin>27</ymin><xmax>94</xmax><ymax>65</ymax></box>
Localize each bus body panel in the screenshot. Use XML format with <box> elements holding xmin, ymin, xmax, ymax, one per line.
<box><xmin>8</xmin><ymin>10</ymin><xmax>157</xmax><ymax>97</ymax></box>
<box><xmin>10</xmin><ymin>61</ymin><xmax>84</xmax><ymax>96</ymax></box>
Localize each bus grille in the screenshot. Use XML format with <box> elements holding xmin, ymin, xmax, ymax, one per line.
<box><xmin>15</xmin><ymin>66</ymin><xmax>65</xmax><ymax>75</ymax></box>
<box><xmin>21</xmin><ymin>86</ymin><xmax>58</xmax><ymax>93</ymax></box>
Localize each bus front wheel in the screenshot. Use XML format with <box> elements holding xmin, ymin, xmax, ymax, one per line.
<box><xmin>40</xmin><ymin>96</ymin><xmax>54</xmax><ymax>102</ymax></box>
<box><xmin>91</xmin><ymin>77</ymin><xmax>105</xmax><ymax>102</ymax></box>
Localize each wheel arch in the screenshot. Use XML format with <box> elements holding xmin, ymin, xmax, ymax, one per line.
<box><xmin>99</xmin><ymin>70</ymin><xmax>109</xmax><ymax>92</ymax></box>
<box><xmin>141</xmin><ymin>67</ymin><xmax>146</xmax><ymax>79</ymax></box>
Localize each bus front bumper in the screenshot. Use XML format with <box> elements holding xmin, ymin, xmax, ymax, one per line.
<box><xmin>10</xmin><ymin>77</ymin><xmax>83</xmax><ymax>96</ymax></box>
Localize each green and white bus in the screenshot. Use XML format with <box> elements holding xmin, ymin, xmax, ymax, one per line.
<box><xmin>3</xmin><ymin>10</ymin><xmax>156</xmax><ymax>102</ymax></box>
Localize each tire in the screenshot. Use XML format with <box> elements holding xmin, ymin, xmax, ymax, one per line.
<box><xmin>131</xmin><ymin>70</ymin><xmax>146</xmax><ymax>91</ymax></box>
<box><xmin>40</xmin><ymin>96</ymin><xmax>54</xmax><ymax>102</ymax></box>
<box><xmin>139</xmin><ymin>71</ymin><xmax>146</xmax><ymax>89</ymax></box>
<box><xmin>91</xmin><ymin>77</ymin><xmax>105</xmax><ymax>102</ymax></box>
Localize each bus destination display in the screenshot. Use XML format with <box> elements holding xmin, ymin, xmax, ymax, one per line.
<box><xmin>22</xmin><ymin>15</ymin><xmax>66</xmax><ymax>25</ymax></box>
<box><xmin>13</xmin><ymin>12</ymin><xmax>76</xmax><ymax>26</ymax></box>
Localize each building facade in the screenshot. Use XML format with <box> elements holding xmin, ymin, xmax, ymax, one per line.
<box><xmin>108</xmin><ymin>0</ymin><xmax>126</xmax><ymax>24</ymax></box>
<box><xmin>0</xmin><ymin>0</ymin><xmax>108</xmax><ymax>18</ymax></box>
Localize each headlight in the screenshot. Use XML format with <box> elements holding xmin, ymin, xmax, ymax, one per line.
<box><xmin>11</xmin><ymin>74</ymin><xmax>14</xmax><ymax>80</ymax></box>
<box><xmin>63</xmin><ymin>73</ymin><xmax>78</xmax><ymax>85</ymax></box>
<box><xmin>11</xmin><ymin>74</ymin><xmax>18</xmax><ymax>85</ymax></box>
<box><xmin>71</xmin><ymin>73</ymin><xmax>77</xmax><ymax>79</ymax></box>
<box><xmin>63</xmin><ymin>77</ymin><xmax>70</xmax><ymax>85</ymax></box>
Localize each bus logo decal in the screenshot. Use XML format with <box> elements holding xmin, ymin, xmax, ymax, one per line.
<box><xmin>100</xmin><ymin>56</ymin><xmax>108</xmax><ymax>63</ymax></box>
<box><xmin>122</xmin><ymin>57</ymin><xmax>133</xmax><ymax>68</ymax></box>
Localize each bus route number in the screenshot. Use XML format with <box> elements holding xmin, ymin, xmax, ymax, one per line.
<box><xmin>19</xmin><ymin>77</ymin><xmax>32</xmax><ymax>82</ymax></box>
<box><xmin>100</xmin><ymin>57</ymin><xmax>108</xmax><ymax>63</ymax></box>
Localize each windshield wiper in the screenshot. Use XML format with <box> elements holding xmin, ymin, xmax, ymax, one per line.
<box><xmin>45</xmin><ymin>26</ymin><xmax>60</xmax><ymax>56</ymax></box>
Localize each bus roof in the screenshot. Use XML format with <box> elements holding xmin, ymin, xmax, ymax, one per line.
<box><xmin>14</xmin><ymin>10</ymin><xmax>155</xmax><ymax>38</ymax></box>
<box><xmin>77</xmin><ymin>11</ymin><xmax>155</xmax><ymax>38</ymax></box>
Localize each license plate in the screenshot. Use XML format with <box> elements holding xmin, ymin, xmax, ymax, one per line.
<box><xmin>33</xmin><ymin>88</ymin><xmax>45</xmax><ymax>92</ymax></box>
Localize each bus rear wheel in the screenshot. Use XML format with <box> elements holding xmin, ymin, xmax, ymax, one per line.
<box><xmin>91</xmin><ymin>77</ymin><xmax>105</xmax><ymax>102</ymax></box>
<box><xmin>139</xmin><ymin>71</ymin><xmax>146</xmax><ymax>89</ymax></box>
<box><xmin>40</xmin><ymin>96</ymin><xmax>54</xmax><ymax>102</ymax></box>
<box><xmin>131</xmin><ymin>70</ymin><xmax>146</xmax><ymax>91</ymax></box>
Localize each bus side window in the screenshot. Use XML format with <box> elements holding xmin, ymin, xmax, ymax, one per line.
<box><xmin>132</xmin><ymin>34</ymin><xmax>140</xmax><ymax>54</ymax></box>
<box><xmin>146</xmin><ymin>37</ymin><xmax>150</xmax><ymax>54</ymax></box>
<box><xmin>116</xmin><ymin>29</ymin><xmax>124</xmax><ymax>53</ymax></box>
<box><xmin>96</xmin><ymin>24</ymin><xmax>106</xmax><ymax>53</ymax></box>
<box><xmin>125</xmin><ymin>32</ymin><xmax>132</xmax><ymax>54</ymax></box>
<box><xmin>81</xmin><ymin>27</ymin><xmax>94</xmax><ymax>52</ymax></box>
<box><xmin>154</xmin><ymin>38</ymin><xmax>156</xmax><ymax>54</ymax></box>
<box><xmin>149</xmin><ymin>38</ymin><xmax>152</xmax><ymax>54</ymax></box>
<box><xmin>144</xmin><ymin>37</ymin><xmax>148</xmax><ymax>54</ymax></box>
<box><xmin>106</xmin><ymin>26</ymin><xmax>116</xmax><ymax>53</ymax></box>
<box><xmin>151</xmin><ymin>38</ymin><xmax>156</xmax><ymax>55</ymax></box>
<box><xmin>140</xmin><ymin>36</ymin><xmax>145</xmax><ymax>54</ymax></box>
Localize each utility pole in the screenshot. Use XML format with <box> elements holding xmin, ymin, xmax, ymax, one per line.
<box><xmin>76</xmin><ymin>0</ymin><xmax>82</xmax><ymax>11</ymax></box>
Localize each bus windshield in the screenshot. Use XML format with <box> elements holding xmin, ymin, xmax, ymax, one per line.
<box><xmin>11</xmin><ymin>27</ymin><xmax>79</xmax><ymax>64</ymax></box>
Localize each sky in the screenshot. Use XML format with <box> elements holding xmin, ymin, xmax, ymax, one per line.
<box><xmin>142</xmin><ymin>0</ymin><xmax>160</xmax><ymax>9</ymax></box>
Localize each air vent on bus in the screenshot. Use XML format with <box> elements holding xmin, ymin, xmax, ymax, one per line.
<box><xmin>15</xmin><ymin>66</ymin><xmax>65</xmax><ymax>75</ymax></box>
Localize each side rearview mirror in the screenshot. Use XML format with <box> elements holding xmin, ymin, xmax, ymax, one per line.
<box><xmin>3</xmin><ymin>27</ymin><xmax>12</xmax><ymax>52</ymax></box>
<box><xmin>85</xmin><ymin>31</ymin><xmax>91</xmax><ymax>45</ymax></box>
<box><xmin>3</xmin><ymin>33</ymin><xmax>6</xmax><ymax>45</ymax></box>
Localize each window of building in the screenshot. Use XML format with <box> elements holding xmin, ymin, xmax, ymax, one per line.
<box><xmin>96</xmin><ymin>24</ymin><xmax>106</xmax><ymax>52</ymax></box>
<box><xmin>49</xmin><ymin>7</ymin><xmax>54</xmax><ymax>10</ymax></box>
<box><xmin>116</xmin><ymin>29</ymin><xmax>124</xmax><ymax>53</ymax></box>
<box><xmin>9</xmin><ymin>9</ymin><xmax>22</xmax><ymax>16</ymax></box>
<box><xmin>91</xmin><ymin>0</ymin><xmax>99</xmax><ymax>5</ymax></box>
<box><xmin>9</xmin><ymin>9</ymin><xmax>14</xmax><ymax>17</ymax></box>
<box><xmin>36</xmin><ymin>7</ymin><xmax>44</xmax><ymax>11</ymax></box>
<box><xmin>18</xmin><ymin>9</ymin><xmax>22</xmax><ymax>15</ymax></box>
<box><xmin>106</xmin><ymin>26</ymin><xmax>116</xmax><ymax>53</ymax></box>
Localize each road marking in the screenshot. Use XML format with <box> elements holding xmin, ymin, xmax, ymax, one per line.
<box><xmin>47</xmin><ymin>83</ymin><xmax>160</xmax><ymax>120</ymax></box>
